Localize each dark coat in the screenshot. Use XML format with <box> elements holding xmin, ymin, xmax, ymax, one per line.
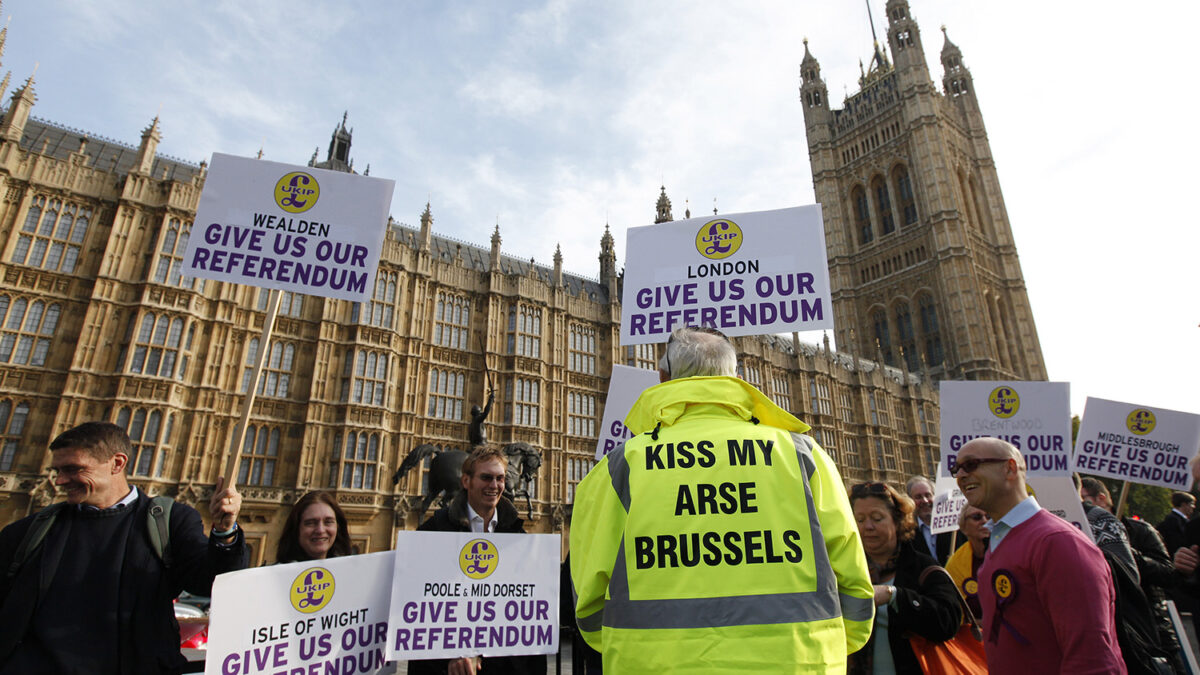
<box><xmin>916</xmin><ymin>528</ymin><xmax>956</xmax><ymax>565</ymax></box>
<box><xmin>409</xmin><ymin>493</ymin><xmax>545</xmax><ymax>675</ymax></box>
<box><xmin>1124</xmin><ymin>516</ymin><xmax>1182</xmax><ymax>654</ymax></box>
<box><xmin>0</xmin><ymin>492</ymin><xmax>247</xmax><ymax>674</ymax></box>
<box><xmin>1157</xmin><ymin>511</ymin><xmax>1188</xmax><ymax>557</ymax></box>
<box><xmin>848</xmin><ymin>540</ymin><xmax>963</xmax><ymax>675</ymax></box>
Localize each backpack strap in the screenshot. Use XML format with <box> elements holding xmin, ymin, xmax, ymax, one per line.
<box><xmin>6</xmin><ymin>502</ymin><xmax>67</xmax><ymax>580</ymax></box>
<box><xmin>146</xmin><ymin>495</ymin><xmax>173</xmax><ymax>568</ymax></box>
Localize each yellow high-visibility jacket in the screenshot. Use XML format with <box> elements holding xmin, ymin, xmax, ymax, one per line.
<box><xmin>570</xmin><ymin>376</ymin><xmax>873</xmax><ymax>674</ymax></box>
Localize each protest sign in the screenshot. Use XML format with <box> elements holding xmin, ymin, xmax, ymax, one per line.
<box><xmin>1072</xmin><ymin>397</ymin><xmax>1200</xmax><ymax>490</ymax></box>
<box><xmin>620</xmin><ymin>206</ymin><xmax>833</xmax><ymax>345</ymax></box>
<box><xmin>183</xmin><ymin>153</ymin><xmax>395</xmax><ymax>302</ymax></box>
<box><xmin>1027</xmin><ymin>475</ymin><xmax>1094</xmax><ymax>543</ymax></box>
<box><xmin>930</xmin><ymin>487</ymin><xmax>967</xmax><ymax>535</ymax></box>
<box><xmin>206</xmin><ymin>551</ymin><xmax>395</xmax><ymax>675</ymax></box>
<box><xmin>940</xmin><ymin>381</ymin><xmax>1071</xmax><ymax>477</ymax></box>
<box><xmin>387</xmin><ymin>532</ymin><xmax>560</xmax><ymax>663</ymax></box>
<box><xmin>595</xmin><ymin>364</ymin><xmax>662</xmax><ymax>460</ymax></box>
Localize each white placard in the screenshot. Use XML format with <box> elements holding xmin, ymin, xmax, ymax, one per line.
<box><xmin>620</xmin><ymin>205</ymin><xmax>833</xmax><ymax>345</ymax></box>
<box><xmin>206</xmin><ymin>551</ymin><xmax>395</xmax><ymax>675</ymax></box>
<box><xmin>930</xmin><ymin>486</ymin><xmax>968</xmax><ymax>535</ymax></box>
<box><xmin>183</xmin><ymin>153</ymin><xmax>395</xmax><ymax>302</ymax></box>
<box><xmin>595</xmin><ymin>365</ymin><xmax>662</xmax><ymax>460</ymax></box>
<box><xmin>387</xmin><ymin>532</ymin><xmax>560</xmax><ymax>663</ymax></box>
<box><xmin>1027</xmin><ymin>475</ymin><xmax>1094</xmax><ymax>543</ymax></box>
<box><xmin>1072</xmin><ymin>397</ymin><xmax>1200</xmax><ymax>490</ymax></box>
<box><xmin>939</xmin><ymin>381</ymin><xmax>1072</xmax><ymax>477</ymax></box>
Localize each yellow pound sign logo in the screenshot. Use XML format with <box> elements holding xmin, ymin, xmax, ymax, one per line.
<box><xmin>993</xmin><ymin>573</ymin><xmax>1013</xmax><ymax>599</ymax></box>
<box><xmin>695</xmin><ymin>219</ymin><xmax>743</xmax><ymax>260</ymax></box>
<box><xmin>987</xmin><ymin>386</ymin><xmax>1020</xmax><ymax>419</ymax></box>
<box><xmin>290</xmin><ymin>567</ymin><xmax>335</xmax><ymax>614</ymax></box>
<box><xmin>1126</xmin><ymin>409</ymin><xmax>1156</xmax><ymax>436</ymax></box>
<box><xmin>274</xmin><ymin>172</ymin><xmax>319</xmax><ymax>214</ymax></box>
<box><xmin>459</xmin><ymin>539</ymin><xmax>499</xmax><ymax>580</ymax></box>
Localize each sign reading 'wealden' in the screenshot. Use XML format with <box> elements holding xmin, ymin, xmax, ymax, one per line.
<box><xmin>183</xmin><ymin>153</ymin><xmax>395</xmax><ymax>302</ymax></box>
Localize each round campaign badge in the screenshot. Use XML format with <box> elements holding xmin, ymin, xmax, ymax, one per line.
<box><xmin>290</xmin><ymin>567</ymin><xmax>335</xmax><ymax>614</ymax></box>
<box><xmin>993</xmin><ymin>571</ymin><xmax>1014</xmax><ymax>599</ymax></box>
<box><xmin>459</xmin><ymin>538</ymin><xmax>499</xmax><ymax>580</ymax></box>
<box><xmin>964</xmin><ymin>578</ymin><xmax>979</xmax><ymax>596</ymax></box>
<box><xmin>274</xmin><ymin>171</ymin><xmax>320</xmax><ymax>213</ymax></box>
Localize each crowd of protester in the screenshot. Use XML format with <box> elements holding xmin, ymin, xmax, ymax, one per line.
<box><xmin>1</xmin><ymin>326</ymin><xmax>1199</xmax><ymax>673</ymax></box>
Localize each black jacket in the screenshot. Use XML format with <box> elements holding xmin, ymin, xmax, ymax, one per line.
<box><xmin>0</xmin><ymin>492</ymin><xmax>247</xmax><ymax>674</ymax></box>
<box><xmin>1124</xmin><ymin>516</ymin><xmax>1181</xmax><ymax>653</ymax></box>
<box><xmin>848</xmin><ymin>540</ymin><xmax>963</xmax><ymax>675</ymax></box>
<box><xmin>409</xmin><ymin>493</ymin><xmax>545</xmax><ymax>675</ymax></box>
<box><xmin>1157</xmin><ymin>511</ymin><xmax>1188</xmax><ymax>557</ymax></box>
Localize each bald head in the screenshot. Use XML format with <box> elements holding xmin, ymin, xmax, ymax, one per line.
<box><xmin>955</xmin><ymin>436</ymin><xmax>1028</xmax><ymax>520</ymax></box>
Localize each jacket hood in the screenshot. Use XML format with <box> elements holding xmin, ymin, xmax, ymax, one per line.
<box><xmin>624</xmin><ymin>376</ymin><xmax>810</xmax><ymax>435</ymax></box>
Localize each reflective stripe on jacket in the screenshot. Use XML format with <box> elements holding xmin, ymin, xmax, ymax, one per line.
<box><xmin>570</xmin><ymin>376</ymin><xmax>873</xmax><ymax>673</ymax></box>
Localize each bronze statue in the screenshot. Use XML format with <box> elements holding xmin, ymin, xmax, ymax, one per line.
<box><xmin>468</xmin><ymin>338</ymin><xmax>495</xmax><ymax>448</ymax></box>
<box><xmin>392</xmin><ymin>444</ymin><xmax>466</xmax><ymax>518</ymax></box>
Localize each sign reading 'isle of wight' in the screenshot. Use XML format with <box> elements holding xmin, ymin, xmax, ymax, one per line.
<box><xmin>183</xmin><ymin>153</ymin><xmax>395</xmax><ymax>302</ymax></box>
<box><xmin>620</xmin><ymin>206</ymin><xmax>833</xmax><ymax>345</ymax></box>
<box><xmin>1073</xmin><ymin>397</ymin><xmax>1200</xmax><ymax>490</ymax></box>
<box><xmin>939</xmin><ymin>381</ymin><xmax>1072</xmax><ymax>477</ymax></box>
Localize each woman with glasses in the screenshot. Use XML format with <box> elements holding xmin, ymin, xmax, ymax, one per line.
<box><xmin>944</xmin><ymin>505</ymin><xmax>989</xmax><ymax>621</ymax></box>
<box><xmin>847</xmin><ymin>482</ymin><xmax>962</xmax><ymax>675</ymax></box>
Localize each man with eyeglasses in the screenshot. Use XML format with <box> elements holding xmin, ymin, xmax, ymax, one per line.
<box><xmin>954</xmin><ymin>437</ymin><xmax>1125</xmax><ymax>674</ymax></box>
<box><xmin>904</xmin><ymin>475</ymin><xmax>953</xmax><ymax>564</ymax></box>
<box><xmin>571</xmin><ymin>325</ymin><xmax>873</xmax><ymax>673</ymax></box>
<box><xmin>413</xmin><ymin>445</ymin><xmax>545</xmax><ymax>675</ymax></box>
<box><xmin>0</xmin><ymin>421</ymin><xmax>246</xmax><ymax>674</ymax></box>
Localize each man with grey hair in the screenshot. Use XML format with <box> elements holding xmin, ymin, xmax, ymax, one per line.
<box><xmin>571</xmin><ymin>325</ymin><xmax>873</xmax><ymax>673</ymax></box>
<box><xmin>904</xmin><ymin>475</ymin><xmax>953</xmax><ymax>564</ymax></box>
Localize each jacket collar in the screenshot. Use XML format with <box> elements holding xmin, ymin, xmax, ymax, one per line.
<box><xmin>624</xmin><ymin>375</ymin><xmax>810</xmax><ymax>435</ymax></box>
<box><xmin>447</xmin><ymin>490</ymin><xmax>521</xmax><ymax>530</ymax></box>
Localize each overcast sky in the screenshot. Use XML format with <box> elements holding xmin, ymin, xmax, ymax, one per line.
<box><xmin>4</xmin><ymin>0</ymin><xmax>1197</xmax><ymax>418</ymax></box>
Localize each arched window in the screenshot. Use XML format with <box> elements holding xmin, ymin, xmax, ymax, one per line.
<box><xmin>852</xmin><ymin>186</ymin><xmax>872</xmax><ymax>245</ymax></box>
<box><xmin>918</xmin><ymin>295</ymin><xmax>944</xmax><ymax>367</ymax></box>
<box><xmin>893</xmin><ymin>166</ymin><xmax>917</xmax><ymax>226</ymax></box>
<box><xmin>154</xmin><ymin>218</ymin><xmax>204</xmax><ymax>290</ymax></box>
<box><xmin>10</xmin><ymin>197</ymin><xmax>90</xmax><ymax>273</ymax></box>
<box><xmin>0</xmin><ymin>400</ymin><xmax>30</xmax><ymax>471</ymax></box>
<box><xmin>427</xmin><ymin>368</ymin><xmax>465</xmax><ymax>419</ymax></box>
<box><xmin>872</xmin><ymin>176</ymin><xmax>895</xmax><ymax>235</ymax></box>
<box><xmin>117</xmin><ymin>407</ymin><xmax>174</xmax><ymax>477</ymax></box>
<box><xmin>336</xmin><ymin>431</ymin><xmax>379</xmax><ymax>490</ymax></box>
<box><xmin>434</xmin><ymin>291</ymin><xmax>470</xmax><ymax>349</ymax></box>
<box><xmin>128</xmin><ymin>313</ymin><xmax>186</xmax><ymax>378</ymax></box>
<box><xmin>872</xmin><ymin>309</ymin><xmax>894</xmax><ymax>366</ymax></box>
<box><xmin>0</xmin><ymin>296</ymin><xmax>61</xmax><ymax>366</ymax></box>
<box><xmin>238</xmin><ymin>425</ymin><xmax>279</xmax><ymax>486</ymax></box>
<box><xmin>895</xmin><ymin>302</ymin><xmax>918</xmax><ymax>371</ymax></box>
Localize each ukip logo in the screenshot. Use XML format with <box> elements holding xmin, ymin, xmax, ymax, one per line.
<box><xmin>987</xmin><ymin>386</ymin><xmax>1020</xmax><ymax>419</ymax></box>
<box><xmin>290</xmin><ymin>567</ymin><xmax>335</xmax><ymax>614</ymax></box>
<box><xmin>274</xmin><ymin>171</ymin><xmax>319</xmax><ymax>214</ymax></box>
<box><xmin>459</xmin><ymin>539</ymin><xmax>499</xmax><ymax>580</ymax></box>
<box><xmin>1126</xmin><ymin>408</ymin><xmax>1156</xmax><ymax>436</ymax></box>
<box><xmin>695</xmin><ymin>219</ymin><xmax>743</xmax><ymax>260</ymax></box>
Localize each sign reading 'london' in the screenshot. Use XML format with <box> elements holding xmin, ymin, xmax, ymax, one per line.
<box><xmin>620</xmin><ymin>205</ymin><xmax>833</xmax><ymax>345</ymax></box>
<box><xmin>183</xmin><ymin>153</ymin><xmax>395</xmax><ymax>302</ymax></box>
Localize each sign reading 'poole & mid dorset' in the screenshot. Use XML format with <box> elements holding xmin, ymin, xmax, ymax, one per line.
<box><xmin>620</xmin><ymin>206</ymin><xmax>833</xmax><ymax>345</ymax></box>
<box><xmin>183</xmin><ymin>153</ymin><xmax>395</xmax><ymax>303</ymax></box>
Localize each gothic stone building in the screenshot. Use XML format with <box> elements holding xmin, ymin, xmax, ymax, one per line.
<box><xmin>0</xmin><ymin>1</ymin><xmax>1046</xmax><ymax>561</ymax></box>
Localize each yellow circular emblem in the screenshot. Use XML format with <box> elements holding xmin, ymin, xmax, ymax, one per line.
<box><xmin>695</xmin><ymin>219</ymin><xmax>743</xmax><ymax>260</ymax></box>
<box><xmin>459</xmin><ymin>539</ymin><xmax>499</xmax><ymax>580</ymax></box>
<box><xmin>964</xmin><ymin>578</ymin><xmax>979</xmax><ymax>596</ymax></box>
<box><xmin>993</xmin><ymin>573</ymin><xmax>1013</xmax><ymax>599</ymax></box>
<box><xmin>290</xmin><ymin>567</ymin><xmax>335</xmax><ymax>614</ymax></box>
<box><xmin>987</xmin><ymin>386</ymin><xmax>1020</xmax><ymax>419</ymax></box>
<box><xmin>1126</xmin><ymin>408</ymin><xmax>1157</xmax><ymax>436</ymax></box>
<box><xmin>274</xmin><ymin>171</ymin><xmax>319</xmax><ymax>213</ymax></box>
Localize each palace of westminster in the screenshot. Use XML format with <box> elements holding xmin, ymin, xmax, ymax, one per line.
<box><xmin>0</xmin><ymin>1</ymin><xmax>1044</xmax><ymax>561</ymax></box>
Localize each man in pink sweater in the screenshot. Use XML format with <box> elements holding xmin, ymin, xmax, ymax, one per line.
<box><xmin>954</xmin><ymin>437</ymin><xmax>1126</xmax><ymax>674</ymax></box>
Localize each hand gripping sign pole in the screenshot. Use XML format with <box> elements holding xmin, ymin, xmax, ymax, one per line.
<box><xmin>222</xmin><ymin>288</ymin><xmax>281</xmax><ymax>487</ymax></box>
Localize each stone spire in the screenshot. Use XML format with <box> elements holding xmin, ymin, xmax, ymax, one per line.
<box><xmin>134</xmin><ymin>116</ymin><xmax>161</xmax><ymax>175</ymax></box>
<box><xmin>885</xmin><ymin>0</ymin><xmax>928</xmax><ymax>81</ymax></box>
<box><xmin>654</xmin><ymin>186</ymin><xmax>673</xmax><ymax>223</ymax></box>
<box><xmin>419</xmin><ymin>202</ymin><xmax>433</xmax><ymax>252</ymax></box>
<box><xmin>311</xmin><ymin>112</ymin><xmax>354</xmax><ymax>173</ymax></box>
<box><xmin>940</xmin><ymin>27</ymin><xmax>974</xmax><ymax>100</ymax></box>
<box><xmin>553</xmin><ymin>244</ymin><xmax>563</xmax><ymax>287</ymax></box>
<box><xmin>599</xmin><ymin>223</ymin><xmax>617</xmax><ymax>293</ymax></box>
<box><xmin>1</xmin><ymin>70</ymin><xmax>35</xmax><ymax>143</ymax></box>
<box><xmin>490</xmin><ymin>223</ymin><xmax>502</xmax><ymax>272</ymax></box>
